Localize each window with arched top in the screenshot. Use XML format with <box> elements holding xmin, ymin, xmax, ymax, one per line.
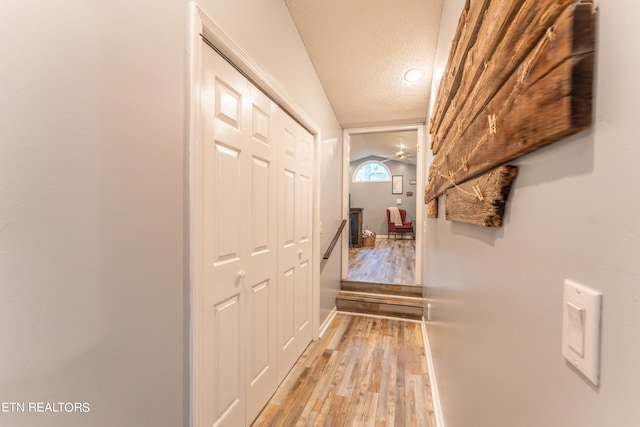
<box><xmin>352</xmin><ymin>160</ymin><xmax>391</xmax><ymax>182</ymax></box>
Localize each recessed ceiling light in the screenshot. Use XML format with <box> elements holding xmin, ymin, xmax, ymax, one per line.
<box><xmin>404</xmin><ymin>68</ymin><xmax>425</xmax><ymax>82</ymax></box>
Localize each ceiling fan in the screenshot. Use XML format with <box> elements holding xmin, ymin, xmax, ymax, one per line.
<box><xmin>382</xmin><ymin>137</ymin><xmax>415</xmax><ymax>163</ymax></box>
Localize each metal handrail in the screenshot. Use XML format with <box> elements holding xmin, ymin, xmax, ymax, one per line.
<box><xmin>322</xmin><ymin>219</ymin><xmax>347</xmax><ymax>260</ymax></box>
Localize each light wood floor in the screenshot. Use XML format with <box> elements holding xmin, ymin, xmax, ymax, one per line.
<box><xmin>252</xmin><ymin>314</ymin><xmax>435</xmax><ymax>427</ymax></box>
<box><xmin>348</xmin><ymin>239</ymin><xmax>415</xmax><ymax>285</ymax></box>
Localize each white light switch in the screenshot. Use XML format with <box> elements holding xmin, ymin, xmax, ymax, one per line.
<box><xmin>566</xmin><ymin>301</ymin><xmax>585</xmax><ymax>357</ymax></box>
<box><xmin>562</xmin><ymin>280</ymin><xmax>602</xmax><ymax>386</ymax></box>
<box><xmin>396</xmin><ymin>199</ymin><xmax>402</xmax><ymax>205</ymax></box>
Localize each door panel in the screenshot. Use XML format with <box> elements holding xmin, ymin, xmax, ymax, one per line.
<box><xmin>212</xmin><ymin>143</ymin><xmax>241</xmax><ymax>265</ymax></box>
<box><xmin>297</xmin><ymin>174</ymin><xmax>311</xmax><ymax>242</ymax></box>
<box><xmin>214</xmin><ymin>296</ymin><xmax>241</xmax><ymax>419</ymax></box>
<box><xmin>282</xmin><ymin>170</ymin><xmax>296</xmax><ymax>246</ymax></box>
<box><xmin>250</xmin><ymin>157</ymin><xmax>269</xmax><ymax>252</ymax></box>
<box><xmin>249</xmin><ymin>280</ymin><xmax>270</xmax><ymax>379</ymax></box>
<box><xmin>295</xmin><ymin>260</ymin><xmax>310</xmax><ymax>336</ymax></box>
<box><xmin>215</xmin><ymin>79</ymin><xmax>242</xmax><ymax>127</ymax></box>
<box><xmin>282</xmin><ymin>269</ymin><xmax>295</xmax><ymax>337</ymax></box>
<box><xmin>277</xmin><ymin>266</ymin><xmax>297</xmax><ymax>380</ymax></box>
<box><xmin>283</xmin><ymin>128</ymin><xmax>296</xmax><ymax>158</ymax></box>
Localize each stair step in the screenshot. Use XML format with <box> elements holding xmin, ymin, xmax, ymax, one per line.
<box><xmin>341</xmin><ymin>280</ymin><xmax>423</xmax><ymax>298</ymax></box>
<box><xmin>336</xmin><ymin>291</ymin><xmax>423</xmax><ymax>321</ymax></box>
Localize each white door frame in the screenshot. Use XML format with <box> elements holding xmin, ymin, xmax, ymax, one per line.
<box><xmin>188</xmin><ymin>2</ymin><xmax>322</xmax><ymax>425</ymax></box>
<box><xmin>341</xmin><ymin>124</ymin><xmax>426</xmax><ymax>285</ymax></box>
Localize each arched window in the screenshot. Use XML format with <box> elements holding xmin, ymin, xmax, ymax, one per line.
<box><xmin>353</xmin><ymin>160</ymin><xmax>391</xmax><ymax>182</ymax></box>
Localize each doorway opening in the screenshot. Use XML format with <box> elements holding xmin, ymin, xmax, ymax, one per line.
<box><xmin>341</xmin><ymin>125</ymin><xmax>425</xmax><ymax>286</ymax></box>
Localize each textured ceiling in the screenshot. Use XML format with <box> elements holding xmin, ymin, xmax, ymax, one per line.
<box><xmin>285</xmin><ymin>0</ymin><xmax>443</xmax><ymax>128</ymax></box>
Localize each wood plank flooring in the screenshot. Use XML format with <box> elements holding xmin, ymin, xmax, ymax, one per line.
<box><xmin>252</xmin><ymin>314</ymin><xmax>435</xmax><ymax>427</ymax></box>
<box><xmin>348</xmin><ymin>239</ymin><xmax>415</xmax><ymax>285</ymax></box>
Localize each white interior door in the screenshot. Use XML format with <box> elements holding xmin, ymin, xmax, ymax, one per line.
<box><xmin>276</xmin><ymin>109</ymin><xmax>314</xmax><ymax>382</ymax></box>
<box><xmin>197</xmin><ymin>42</ymin><xmax>249</xmax><ymax>427</ymax></box>
<box><xmin>194</xmin><ymin>38</ymin><xmax>314</xmax><ymax>426</ymax></box>
<box><xmin>244</xmin><ymin>84</ymin><xmax>279</xmax><ymax>422</ymax></box>
<box><xmin>195</xmin><ymin>40</ymin><xmax>279</xmax><ymax>427</ymax></box>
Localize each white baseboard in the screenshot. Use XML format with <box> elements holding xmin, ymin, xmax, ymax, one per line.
<box><xmin>422</xmin><ymin>316</ymin><xmax>445</xmax><ymax>427</ymax></box>
<box><xmin>319</xmin><ymin>307</ymin><xmax>338</xmax><ymax>338</ymax></box>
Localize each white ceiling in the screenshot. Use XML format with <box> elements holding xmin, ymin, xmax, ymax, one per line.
<box><xmin>285</xmin><ymin>0</ymin><xmax>443</xmax><ymax>129</ymax></box>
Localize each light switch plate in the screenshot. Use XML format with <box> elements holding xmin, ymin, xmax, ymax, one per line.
<box><xmin>562</xmin><ymin>279</ymin><xmax>602</xmax><ymax>385</ymax></box>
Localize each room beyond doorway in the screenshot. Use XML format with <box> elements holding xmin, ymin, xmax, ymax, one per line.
<box><xmin>341</xmin><ymin>124</ymin><xmax>425</xmax><ymax>286</ymax></box>
<box><xmin>348</xmin><ymin>238</ymin><xmax>415</xmax><ymax>284</ymax></box>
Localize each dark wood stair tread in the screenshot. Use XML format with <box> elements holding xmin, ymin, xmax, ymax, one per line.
<box><xmin>337</xmin><ymin>291</ymin><xmax>423</xmax><ymax>307</ymax></box>
<box><xmin>340</xmin><ymin>280</ymin><xmax>423</xmax><ymax>298</ymax></box>
<box><xmin>336</xmin><ymin>290</ymin><xmax>423</xmax><ymax>320</ymax></box>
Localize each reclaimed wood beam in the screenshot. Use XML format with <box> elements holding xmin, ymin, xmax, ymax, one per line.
<box><xmin>430</xmin><ymin>0</ymin><xmax>522</xmax><ymax>152</ymax></box>
<box><xmin>430</xmin><ymin>0</ymin><xmax>580</xmax><ymax>155</ymax></box>
<box><xmin>428</xmin><ymin>0</ymin><xmax>490</xmax><ymax>145</ymax></box>
<box><xmin>445</xmin><ymin>165</ymin><xmax>518</xmax><ymax>227</ymax></box>
<box><xmin>426</xmin><ymin>3</ymin><xmax>595</xmax><ymax>201</ymax></box>
<box><xmin>427</xmin><ymin>198</ymin><xmax>438</xmax><ymax>219</ymax></box>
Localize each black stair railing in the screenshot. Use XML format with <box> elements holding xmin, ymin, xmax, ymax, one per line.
<box><xmin>322</xmin><ymin>219</ymin><xmax>347</xmax><ymax>260</ymax></box>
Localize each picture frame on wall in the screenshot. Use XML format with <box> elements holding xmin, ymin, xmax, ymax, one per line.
<box><xmin>392</xmin><ymin>175</ymin><xmax>403</xmax><ymax>194</ymax></box>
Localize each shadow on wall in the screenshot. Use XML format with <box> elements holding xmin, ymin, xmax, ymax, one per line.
<box><xmin>446</xmin><ymin>128</ymin><xmax>595</xmax><ymax>247</ymax></box>
<box><xmin>515</xmin><ymin>129</ymin><xmax>595</xmax><ymax>188</ymax></box>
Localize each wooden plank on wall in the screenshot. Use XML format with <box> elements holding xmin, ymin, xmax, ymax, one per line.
<box><xmin>445</xmin><ymin>165</ymin><xmax>518</xmax><ymax>227</ymax></box>
<box><xmin>431</xmin><ymin>0</ymin><xmax>580</xmax><ymax>155</ymax></box>
<box><xmin>426</xmin><ymin>3</ymin><xmax>595</xmax><ymax>201</ymax></box>
<box><xmin>426</xmin><ymin>198</ymin><xmax>438</xmax><ymax>219</ymax></box>
<box><xmin>428</xmin><ymin>0</ymin><xmax>491</xmax><ymax>145</ymax></box>
<box><xmin>431</xmin><ymin>0</ymin><xmax>523</xmax><ymax>152</ymax></box>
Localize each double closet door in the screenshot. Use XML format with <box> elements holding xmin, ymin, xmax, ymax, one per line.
<box><xmin>193</xmin><ymin>39</ymin><xmax>314</xmax><ymax>427</ymax></box>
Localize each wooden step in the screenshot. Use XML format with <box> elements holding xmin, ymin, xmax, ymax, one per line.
<box><xmin>341</xmin><ymin>280</ymin><xmax>423</xmax><ymax>298</ymax></box>
<box><xmin>336</xmin><ymin>291</ymin><xmax>423</xmax><ymax>321</ymax></box>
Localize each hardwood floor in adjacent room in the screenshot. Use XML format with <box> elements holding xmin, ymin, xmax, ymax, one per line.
<box><xmin>348</xmin><ymin>238</ymin><xmax>415</xmax><ymax>285</ymax></box>
<box><xmin>252</xmin><ymin>314</ymin><xmax>435</xmax><ymax>427</ymax></box>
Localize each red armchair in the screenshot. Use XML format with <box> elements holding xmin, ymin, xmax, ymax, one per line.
<box><xmin>386</xmin><ymin>208</ymin><xmax>414</xmax><ymax>240</ymax></box>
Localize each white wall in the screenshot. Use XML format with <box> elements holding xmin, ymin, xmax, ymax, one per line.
<box><xmin>425</xmin><ymin>0</ymin><xmax>640</xmax><ymax>426</ymax></box>
<box><xmin>0</xmin><ymin>1</ymin><xmax>187</xmax><ymax>426</ymax></box>
<box><xmin>319</xmin><ymin>136</ymin><xmax>344</xmax><ymax>323</ymax></box>
<box><xmin>0</xmin><ymin>0</ymin><xmax>341</xmax><ymax>425</ymax></box>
